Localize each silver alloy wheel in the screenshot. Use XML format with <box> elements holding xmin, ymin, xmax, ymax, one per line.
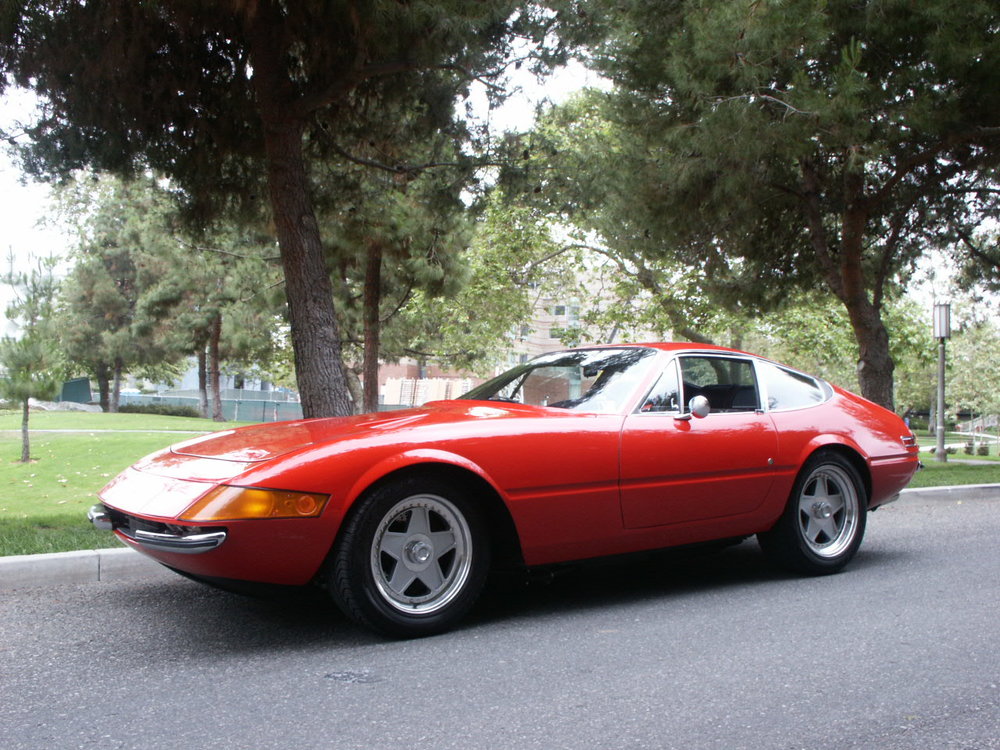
<box><xmin>796</xmin><ymin>464</ymin><xmax>860</xmax><ymax>558</ymax></box>
<box><xmin>369</xmin><ymin>493</ymin><xmax>473</xmax><ymax>614</ymax></box>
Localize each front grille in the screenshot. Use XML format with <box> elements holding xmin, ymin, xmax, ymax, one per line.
<box><xmin>107</xmin><ymin>507</ymin><xmax>224</xmax><ymax>540</ymax></box>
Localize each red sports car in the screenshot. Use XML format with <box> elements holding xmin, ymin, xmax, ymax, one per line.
<box><xmin>89</xmin><ymin>344</ymin><xmax>919</xmax><ymax>637</ymax></box>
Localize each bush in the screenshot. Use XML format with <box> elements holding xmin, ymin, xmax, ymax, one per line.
<box><xmin>946</xmin><ymin>446</ymin><xmax>958</xmax><ymax>455</ymax></box>
<box><xmin>964</xmin><ymin>442</ymin><xmax>975</xmax><ymax>455</ymax></box>
<box><xmin>118</xmin><ymin>403</ymin><xmax>203</xmax><ymax>419</ymax></box>
<box><xmin>977</xmin><ymin>444</ymin><xmax>990</xmax><ymax>456</ymax></box>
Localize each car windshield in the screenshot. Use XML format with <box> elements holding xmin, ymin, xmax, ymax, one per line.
<box><xmin>460</xmin><ymin>348</ymin><xmax>658</xmax><ymax>413</ymax></box>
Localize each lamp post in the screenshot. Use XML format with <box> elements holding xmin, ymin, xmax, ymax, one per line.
<box><xmin>933</xmin><ymin>302</ymin><xmax>951</xmax><ymax>463</ymax></box>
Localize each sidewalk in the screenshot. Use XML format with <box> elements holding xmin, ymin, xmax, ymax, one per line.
<box><xmin>3</xmin><ymin>484</ymin><xmax>999</xmax><ymax>591</ymax></box>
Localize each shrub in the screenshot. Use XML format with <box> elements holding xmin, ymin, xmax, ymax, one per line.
<box><xmin>118</xmin><ymin>403</ymin><xmax>203</xmax><ymax>419</ymax></box>
<box><xmin>977</xmin><ymin>444</ymin><xmax>990</xmax><ymax>456</ymax></box>
<box><xmin>964</xmin><ymin>442</ymin><xmax>975</xmax><ymax>455</ymax></box>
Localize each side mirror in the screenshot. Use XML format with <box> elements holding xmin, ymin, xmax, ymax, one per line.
<box><xmin>689</xmin><ymin>395</ymin><xmax>711</xmax><ymax>418</ymax></box>
<box><xmin>676</xmin><ymin>395</ymin><xmax>711</xmax><ymax>421</ymax></box>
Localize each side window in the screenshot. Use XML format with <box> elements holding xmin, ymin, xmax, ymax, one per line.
<box><xmin>760</xmin><ymin>362</ymin><xmax>827</xmax><ymax>410</ymax></box>
<box><xmin>679</xmin><ymin>356</ymin><xmax>760</xmax><ymax>412</ymax></box>
<box><xmin>639</xmin><ymin>361</ymin><xmax>681</xmax><ymax>413</ymax></box>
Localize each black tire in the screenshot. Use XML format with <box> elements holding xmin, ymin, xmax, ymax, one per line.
<box><xmin>329</xmin><ymin>477</ymin><xmax>491</xmax><ymax>638</ymax></box>
<box><xmin>758</xmin><ymin>452</ymin><xmax>867</xmax><ymax>575</ymax></box>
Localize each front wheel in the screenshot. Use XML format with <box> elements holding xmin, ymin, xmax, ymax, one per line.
<box><xmin>328</xmin><ymin>477</ymin><xmax>490</xmax><ymax>638</ymax></box>
<box><xmin>758</xmin><ymin>452</ymin><xmax>867</xmax><ymax>575</ymax></box>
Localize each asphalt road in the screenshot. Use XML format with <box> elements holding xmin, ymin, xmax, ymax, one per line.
<box><xmin>2</xmin><ymin>491</ymin><xmax>998</xmax><ymax>750</ymax></box>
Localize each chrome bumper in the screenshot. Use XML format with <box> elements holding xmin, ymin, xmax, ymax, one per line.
<box><xmin>129</xmin><ymin>528</ymin><xmax>227</xmax><ymax>554</ymax></box>
<box><xmin>88</xmin><ymin>504</ymin><xmax>226</xmax><ymax>554</ymax></box>
<box><xmin>87</xmin><ymin>504</ymin><xmax>113</xmax><ymax>531</ymax></box>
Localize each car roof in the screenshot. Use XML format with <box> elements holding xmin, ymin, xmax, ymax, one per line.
<box><xmin>583</xmin><ymin>342</ymin><xmax>751</xmax><ymax>356</ymax></box>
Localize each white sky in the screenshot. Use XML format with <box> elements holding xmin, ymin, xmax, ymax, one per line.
<box><xmin>1</xmin><ymin>88</ymin><xmax>68</xmax><ymax>332</ymax></box>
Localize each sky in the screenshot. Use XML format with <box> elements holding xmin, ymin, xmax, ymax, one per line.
<box><xmin>1</xmin><ymin>88</ymin><xmax>68</xmax><ymax>333</ymax></box>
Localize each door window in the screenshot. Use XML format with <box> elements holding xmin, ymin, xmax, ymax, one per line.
<box><xmin>679</xmin><ymin>356</ymin><xmax>760</xmax><ymax>413</ymax></box>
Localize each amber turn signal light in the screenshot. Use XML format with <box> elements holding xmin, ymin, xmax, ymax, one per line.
<box><xmin>180</xmin><ymin>485</ymin><xmax>329</xmax><ymax>521</ymax></box>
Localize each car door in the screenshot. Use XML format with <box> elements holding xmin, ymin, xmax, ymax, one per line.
<box><xmin>619</xmin><ymin>354</ymin><xmax>778</xmax><ymax>528</ymax></box>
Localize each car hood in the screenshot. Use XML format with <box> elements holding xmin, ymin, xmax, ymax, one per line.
<box><xmin>167</xmin><ymin>401</ymin><xmax>547</xmax><ymax>463</ymax></box>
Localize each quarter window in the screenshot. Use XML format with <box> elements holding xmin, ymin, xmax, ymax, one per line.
<box><xmin>760</xmin><ymin>362</ymin><xmax>827</xmax><ymax>410</ymax></box>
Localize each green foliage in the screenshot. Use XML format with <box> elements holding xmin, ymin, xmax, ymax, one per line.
<box><xmin>540</xmin><ymin>0</ymin><xmax>1000</xmax><ymax>408</ymax></box>
<box><xmin>398</xmin><ymin>191</ymin><xmax>581</xmax><ymax>371</ymax></box>
<box><xmin>55</xmin><ymin>172</ymin><xmax>285</xmax><ymax>412</ymax></box>
<box><xmin>55</xmin><ymin>174</ymin><xmax>184</xmax><ymax>398</ymax></box>
<box><xmin>1</xmin><ymin>0</ymin><xmax>536</xmax><ymax>417</ymax></box>
<box><xmin>117</xmin><ymin>403</ymin><xmax>202</xmax><ymax>418</ymax></box>
<box><xmin>1</xmin><ymin>255</ymin><xmax>63</xmax><ymax>461</ymax></box>
<box><xmin>954</xmin><ymin>228</ymin><xmax>1000</xmax><ymax>296</ymax></box>
<box><xmin>947</xmin><ymin>312</ymin><xmax>1000</xmax><ymax>425</ymax></box>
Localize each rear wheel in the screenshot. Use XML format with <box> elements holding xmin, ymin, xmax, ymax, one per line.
<box><xmin>758</xmin><ymin>452</ymin><xmax>867</xmax><ymax>575</ymax></box>
<box><xmin>329</xmin><ymin>477</ymin><xmax>490</xmax><ymax>638</ymax></box>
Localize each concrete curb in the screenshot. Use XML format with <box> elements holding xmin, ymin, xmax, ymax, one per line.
<box><xmin>901</xmin><ymin>483</ymin><xmax>1000</xmax><ymax>497</ymax></box>
<box><xmin>2</xmin><ymin>484</ymin><xmax>999</xmax><ymax>591</ymax></box>
<box><xmin>0</xmin><ymin>546</ymin><xmax>174</xmax><ymax>590</ymax></box>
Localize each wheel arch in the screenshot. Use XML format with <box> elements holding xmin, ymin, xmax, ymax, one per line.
<box><xmin>339</xmin><ymin>459</ymin><xmax>525</xmax><ymax>571</ymax></box>
<box><xmin>805</xmin><ymin>443</ymin><xmax>872</xmax><ymax>505</ymax></box>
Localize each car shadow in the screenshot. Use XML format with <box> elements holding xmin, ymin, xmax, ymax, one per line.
<box><xmin>470</xmin><ymin>539</ymin><xmax>785</xmax><ymax>625</ymax></box>
<box><xmin>111</xmin><ymin>538</ymin><xmax>907</xmax><ymax>652</ymax></box>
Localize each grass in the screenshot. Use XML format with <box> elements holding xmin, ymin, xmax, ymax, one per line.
<box><xmin>915</xmin><ymin>431</ymin><xmax>1000</xmax><ymax>461</ymax></box>
<box><xmin>0</xmin><ymin>410</ymin><xmax>247</xmax><ymax>557</ymax></box>
<box><xmin>2</xmin><ymin>411</ymin><xmax>998</xmax><ymax>557</ymax></box>
<box><xmin>907</xmin><ymin>456</ymin><xmax>1000</xmax><ymax>488</ymax></box>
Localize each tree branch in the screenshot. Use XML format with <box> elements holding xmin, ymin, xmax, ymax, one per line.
<box><xmin>955</xmin><ymin>227</ymin><xmax>1000</xmax><ymax>272</ymax></box>
<box><xmin>175</xmin><ymin>237</ymin><xmax>280</xmax><ymax>263</ymax></box>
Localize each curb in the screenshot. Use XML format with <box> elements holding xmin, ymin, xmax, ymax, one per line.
<box><xmin>0</xmin><ymin>546</ymin><xmax>174</xmax><ymax>590</ymax></box>
<box><xmin>2</xmin><ymin>484</ymin><xmax>999</xmax><ymax>591</ymax></box>
<box><xmin>900</xmin><ymin>483</ymin><xmax>1000</xmax><ymax>497</ymax></box>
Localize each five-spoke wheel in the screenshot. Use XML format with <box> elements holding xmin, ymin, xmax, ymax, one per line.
<box><xmin>758</xmin><ymin>452</ymin><xmax>867</xmax><ymax>575</ymax></box>
<box><xmin>329</xmin><ymin>477</ymin><xmax>490</xmax><ymax>638</ymax></box>
<box><xmin>370</xmin><ymin>494</ymin><xmax>473</xmax><ymax>615</ymax></box>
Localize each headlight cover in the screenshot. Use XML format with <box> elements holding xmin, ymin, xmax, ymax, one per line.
<box><xmin>180</xmin><ymin>485</ymin><xmax>329</xmax><ymax>521</ymax></box>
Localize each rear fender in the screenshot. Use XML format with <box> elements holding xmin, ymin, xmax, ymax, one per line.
<box><xmin>789</xmin><ymin>435</ymin><xmax>872</xmax><ymax>502</ymax></box>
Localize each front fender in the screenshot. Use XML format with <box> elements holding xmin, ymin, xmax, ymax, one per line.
<box><xmin>343</xmin><ymin>448</ymin><xmax>507</xmax><ymax>508</ymax></box>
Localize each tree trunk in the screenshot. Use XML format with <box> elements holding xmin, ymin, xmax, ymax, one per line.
<box><xmin>95</xmin><ymin>362</ymin><xmax>111</xmax><ymax>412</ymax></box>
<box><xmin>197</xmin><ymin>344</ymin><xmax>209</xmax><ymax>419</ymax></box>
<box><xmin>362</xmin><ymin>240</ymin><xmax>383</xmax><ymax>414</ymax></box>
<box><xmin>800</xmin><ymin>162</ymin><xmax>896</xmax><ymax>411</ymax></box>
<box><xmin>247</xmin><ymin>7</ymin><xmax>353</xmax><ymax>419</ymax></box>
<box><xmin>345</xmin><ymin>367</ymin><xmax>364</xmax><ymax>413</ymax></box>
<box><xmin>110</xmin><ymin>357</ymin><xmax>123</xmax><ymax>412</ymax></box>
<box><xmin>208</xmin><ymin>314</ymin><xmax>225</xmax><ymax>422</ymax></box>
<box><xmin>20</xmin><ymin>398</ymin><xmax>30</xmax><ymax>463</ymax></box>
<box><xmin>844</xmin><ymin>298</ymin><xmax>895</xmax><ymax>410</ymax></box>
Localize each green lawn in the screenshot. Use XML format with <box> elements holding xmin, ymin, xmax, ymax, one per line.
<box><xmin>915</xmin><ymin>432</ymin><xmax>1000</xmax><ymax>461</ymax></box>
<box><xmin>0</xmin><ymin>410</ymin><xmax>246</xmax><ymax>557</ymax></box>
<box><xmin>2</xmin><ymin>411</ymin><xmax>998</xmax><ymax>557</ymax></box>
<box><xmin>908</xmin><ymin>458</ymin><xmax>1000</xmax><ymax>488</ymax></box>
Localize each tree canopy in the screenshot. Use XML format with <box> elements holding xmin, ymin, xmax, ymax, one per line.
<box><xmin>1</xmin><ymin>0</ymin><xmax>530</xmax><ymax>416</ymax></box>
<box><xmin>543</xmin><ymin>0</ymin><xmax>1000</xmax><ymax>409</ymax></box>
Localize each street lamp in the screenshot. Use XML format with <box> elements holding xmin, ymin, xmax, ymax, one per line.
<box><xmin>933</xmin><ymin>302</ymin><xmax>951</xmax><ymax>463</ymax></box>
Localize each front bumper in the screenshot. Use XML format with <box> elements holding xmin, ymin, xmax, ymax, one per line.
<box><xmin>89</xmin><ymin>503</ymin><xmax>227</xmax><ymax>555</ymax></box>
